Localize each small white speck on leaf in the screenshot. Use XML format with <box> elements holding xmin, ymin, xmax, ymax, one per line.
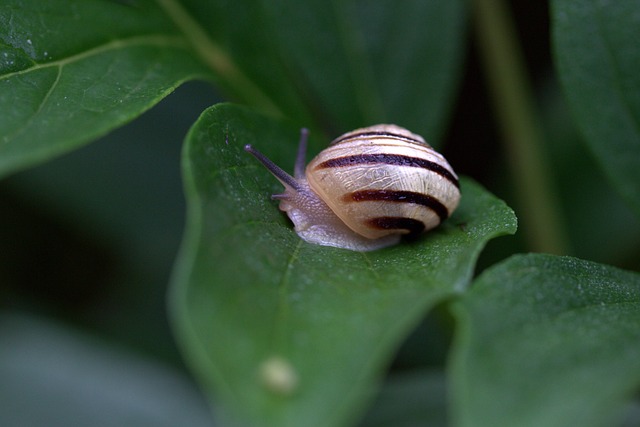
<box><xmin>259</xmin><ymin>356</ymin><xmax>299</xmax><ymax>396</ymax></box>
<box><xmin>27</xmin><ymin>39</ymin><xmax>32</xmax><ymax>45</ymax></box>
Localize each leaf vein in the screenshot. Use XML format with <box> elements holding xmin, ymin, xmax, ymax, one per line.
<box><xmin>0</xmin><ymin>34</ymin><xmax>189</xmax><ymax>81</ymax></box>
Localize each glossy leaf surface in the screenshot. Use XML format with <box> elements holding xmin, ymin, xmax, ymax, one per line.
<box><xmin>0</xmin><ymin>0</ymin><xmax>210</xmax><ymax>178</ymax></box>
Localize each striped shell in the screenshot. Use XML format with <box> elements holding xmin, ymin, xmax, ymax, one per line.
<box><xmin>244</xmin><ymin>124</ymin><xmax>460</xmax><ymax>252</ymax></box>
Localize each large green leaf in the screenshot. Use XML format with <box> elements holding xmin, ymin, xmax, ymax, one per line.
<box><xmin>170</xmin><ymin>103</ymin><xmax>516</xmax><ymax>427</ymax></box>
<box><xmin>177</xmin><ymin>0</ymin><xmax>467</xmax><ymax>139</ymax></box>
<box><xmin>0</xmin><ymin>0</ymin><xmax>210</xmax><ymax>178</ymax></box>
<box><xmin>552</xmin><ymin>0</ymin><xmax>640</xmax><ymax>216</ymax></box>
<box><xmin>451</xmin><ymin>253</ymin><xmax>640</xmax><ymax>427</ymax></box>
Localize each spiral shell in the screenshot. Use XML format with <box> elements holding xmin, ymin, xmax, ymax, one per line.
<box><xmin>245</xmin><ymin>124</ymin><xmax>460</xmax><ymax>251</ymax></box>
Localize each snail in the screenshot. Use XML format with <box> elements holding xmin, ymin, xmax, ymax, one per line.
<box><xmin>244</xmin><ymin>124</ymin><xmax>460</xmax><ymax>251</ymax></box>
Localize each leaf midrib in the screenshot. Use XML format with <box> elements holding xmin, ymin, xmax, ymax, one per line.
<box><xmin>0</xmin><ymin>34</ymin><xmax>188</xmax><ymax>81</ymax></box>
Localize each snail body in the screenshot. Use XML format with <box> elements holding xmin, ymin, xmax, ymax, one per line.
<box><xmin>245</xmin><ymin>124</ymin><xmax>460</xmax><ymax>251</ymax></box>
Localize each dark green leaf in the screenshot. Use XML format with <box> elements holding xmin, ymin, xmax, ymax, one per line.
<box><xmin>552</xmin><ymin>0</ymin><xmax>640</xmax><ymax>216</ymax></box>
<box><xmin>181</xmin><ymin>0</ymin><xmax>467</xmax><ymax>141</ymax></box>
<box><xmin>0</xmin><ymin>0</ymin><xmax>209</xmax><ymax>178</ymax></box>
<box><xmin>540</xmin><ymin>83</ymin><xmax>640</xmax><ymax>265</ymax></box>
<box><xmin>451</xmin><ymin>253</ymin><xmax>640</xmax><ymax>427</ymax></box>
<box><xmin>170</xmin><ymin>103</ymin><xmax>516</xmax><ymax>427</ymax></box>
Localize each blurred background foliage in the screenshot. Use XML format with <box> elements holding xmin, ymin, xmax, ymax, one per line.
<box><xmin>2</xmin><ymin>82</ymin><xmax>219</xmax><ymax>364</ymax></box>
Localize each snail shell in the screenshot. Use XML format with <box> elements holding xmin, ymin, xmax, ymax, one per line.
<box><xmin>245</xmin><ymin>124</ymin><xmax>460</xmax><ymax>251</ymax></box>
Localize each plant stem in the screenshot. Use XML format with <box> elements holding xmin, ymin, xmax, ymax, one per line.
<box><xmin>156</xmin><ymin>0</ymin><xmax>283</xmax><ymax>117</ymax></box>
<box><xmin>472</xmin><ymin>0</ymin><xmax>569</xmax><ymax>254</ymax></box>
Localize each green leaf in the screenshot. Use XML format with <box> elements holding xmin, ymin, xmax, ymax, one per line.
<box><xmin>0</xmin><ymin>0</ymin><xmax>209</xmax><ymax>178</ymax></box>
<box><xmin>176</xmin><ymin>0</ymin><xmax>467</xmax><ymax>141</ymax></box>
<box><xmin>451</xmin><ymin>253</ymin><xmax>640</xmax><ymax>427</ymax></box>
<box><xmin>170</xmin><ymin>103</ymin><xmax>516</xmax><ymax>427</ymax></box>
<box><xmin>552</xmin><ymin>0</ymin><xmax>640</xmax><ymax>216</ymax></box>
<box><xmin>0</xmin><ymin>311</ymin><xmax>213</xmax><ymax>427</ymax></box>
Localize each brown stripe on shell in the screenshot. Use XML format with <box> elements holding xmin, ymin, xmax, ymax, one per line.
<box><xmin>331</xmin><ymin>131</ymin><xmax>424</xmax><ymax>146</ymax></box>
<box><xmin>366</xmin><ymin>217</ymin><xmax>425</xmax><ymax>236</ymax></box>
<box><xmin>316</xmin><ymin>153</ymin><xmax>459</xmax><ymax>189</ymax></box>
<box><xmin>343</xmin><ymin>189</ymin><xmax>450</xmax><ymax>222</ymax></box>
